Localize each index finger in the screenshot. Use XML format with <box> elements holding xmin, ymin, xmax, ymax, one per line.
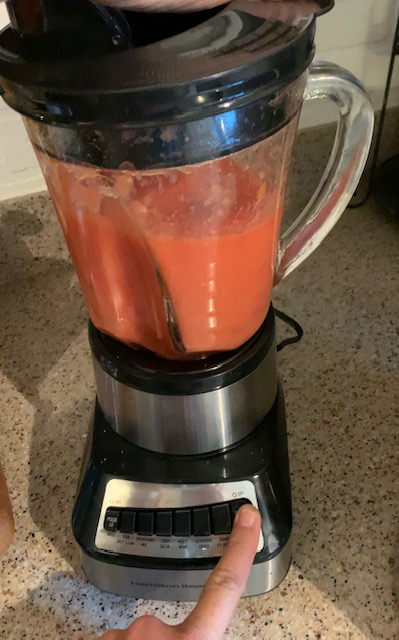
<box><xmin>179</xmin><ymin>504</ymin><xmax>261</xmax><ymax>640</ymax></box>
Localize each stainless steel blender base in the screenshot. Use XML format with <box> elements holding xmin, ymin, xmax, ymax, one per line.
<box><xmin>80</xmin><ymin>538</ymin><xmax>291</xmax><ymax>601</ymax></box>
<box><xmin>89</xmin><ymin>308</ymin><xmax>278</xmax><ymax>456</ymax></box>
<box><xmin>73</xmin><ymin>312</ymin><xmax>293</xmax><ymax>603</ymax></box>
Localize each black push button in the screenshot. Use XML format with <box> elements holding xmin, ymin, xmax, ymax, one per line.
<box><xmin>211</xmin><ymin>503</ymin><xmax>232</xmax><ymax>535</ymax></box>
<box><xmin>230</xmin><ymin>498</ymin><xmax>252</xmax><ymax>521</ymax></box>
<box><xmin>174</xmin><ymin>509</ymin><xmax>191</xmax><ymax>537</ymax></box>
<box><xmin>192</xmin><ymin>507</ymin><xmax>211</xmax><ymax>536</ymax></box>
<box><xmin>136</xmin><ymin>511</ymin><xmax>154</xmax><ymax>536</ymax></box>
<box><xmin>104</xmin><ymin>508</ymin><xmax>120</xmax><ymax>532</ymax></box>
<box><xmin>156</xmin><ymin>511</ymin><xmax>173</xmax><ymax>537</ymax></box>
<box><xmin>119</xmin><ymin>509</ymin><xmax>136</xmax><ymax>534</ymax></box>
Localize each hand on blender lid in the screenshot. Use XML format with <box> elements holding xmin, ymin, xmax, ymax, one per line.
<box><xmin>90</xmin><ymin>0</ymin><xmax>329</xmax><ymax>16</ymax></box>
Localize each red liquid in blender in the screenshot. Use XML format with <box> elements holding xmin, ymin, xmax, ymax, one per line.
<box><xmin>40</xmin><ymin>152</ymin><xmax>282</xmax><ymax>359</ymax></box>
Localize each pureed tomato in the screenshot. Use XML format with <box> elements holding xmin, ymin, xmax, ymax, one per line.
<box><xmin>40</xmin><ymin>152</ymin><xmax>282</xmax><ymax>359</ymax></box>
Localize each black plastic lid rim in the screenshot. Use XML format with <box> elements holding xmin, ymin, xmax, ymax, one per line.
<box><xmin>0</xmin><ymin>0</ymin><xmax>318</xmax><ymax>126</ymax></box>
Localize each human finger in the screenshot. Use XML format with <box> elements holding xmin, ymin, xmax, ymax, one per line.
<box><xmin>99</xmin><ymin>613</ymin><xmax>182</xmax><ymax>639</ymax></box>
<box><xmin>178</xmin><ymin>504</ymin><xmax>261</xmax><ymax>640</ymax></box>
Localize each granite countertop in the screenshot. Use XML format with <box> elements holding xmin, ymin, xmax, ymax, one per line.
<box><xmin>1</xmin><ymin>127</ymin><xmax>399</xmax><ymax>639</ymax></box>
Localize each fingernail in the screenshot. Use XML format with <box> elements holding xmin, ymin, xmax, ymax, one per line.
<box><xmin>235</xmin><ymin>504</ymin><xmax>258</xmax><ymax>528</ymax></box>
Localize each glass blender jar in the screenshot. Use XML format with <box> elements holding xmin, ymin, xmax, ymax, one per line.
<box><xmin>0</xmin><ymin>0</ymin><xmax>373</xmax><ymax>360</ymax></box>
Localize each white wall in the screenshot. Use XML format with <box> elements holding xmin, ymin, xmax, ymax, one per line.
<box><xmin>0</xmin><ymin>0</ymin><xmax>399</xmax><ymax>200</ymax></box>
<box><xmin>300</xmin><ymin>0</ymin><xmax>399</xmax><ymax>127</ymax></box>
<box><xmin>0</xmin><ymin>2</ymin><xmax>47</xmax><ymax>199</ymax></box>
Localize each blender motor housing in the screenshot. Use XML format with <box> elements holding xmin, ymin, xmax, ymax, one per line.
<box><xmin>73</xmin><ymin>307</ymin><xmax>293</xmax><ymax>600</ymax></box>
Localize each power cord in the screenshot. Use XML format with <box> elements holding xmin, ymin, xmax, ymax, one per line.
<box><xmin>275</xmin><ymin>308</ymin><xmax>304</xmax><ymax>352</ymax></box>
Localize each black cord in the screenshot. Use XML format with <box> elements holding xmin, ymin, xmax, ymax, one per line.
<box><xmin>275</xmin><ymin>308</ymin><xmax>304</xmax><ymax>352</ymax></box>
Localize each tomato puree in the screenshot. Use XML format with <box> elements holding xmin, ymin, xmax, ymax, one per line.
<box><xmin>39</xmin><ymin>152</ymin><xmax>283</xmax><ymax>359</ymax></box>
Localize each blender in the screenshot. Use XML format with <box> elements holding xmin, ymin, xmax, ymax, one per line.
<box><xmin>0</xmin><ymin>0</ymin><xmax>373</xmax><ymax>600</ymax></box>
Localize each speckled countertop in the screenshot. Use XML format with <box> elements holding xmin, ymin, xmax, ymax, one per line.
<box><xmin>1</xmin><ymin>124</ymin><xmax>399</xmax><ymax>639</ymax></box>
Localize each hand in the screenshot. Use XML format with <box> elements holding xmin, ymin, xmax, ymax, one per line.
<box><xmin>93</xmin><ymin>0</ymin><xmax>297</xmax><ymax>14</ymax></box>
<box><xmin>98</xmin><ymin>504</ymin><xmax>261</xmax><ymax>640</ymax></box>
<box><xmin>0</xmin><ymin>462</ymin><xmax>14</xmax><ymax>557</ymax></box>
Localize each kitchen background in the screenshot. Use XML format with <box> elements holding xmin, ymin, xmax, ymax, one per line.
<box><xmin>0</xmin><ymin>0</ymin><xmax>399</xmax><ymax>202</ymax></box>
<box><xmin>1</xmin><ymin>2</ymin><xmax>399</xmax><ymax>638</ymax></box>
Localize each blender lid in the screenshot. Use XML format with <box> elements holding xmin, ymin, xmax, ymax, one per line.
<box><xmin>0</xmin><ymin>0</ymin><xmax>332</xmax><ymax>125</ymax></box>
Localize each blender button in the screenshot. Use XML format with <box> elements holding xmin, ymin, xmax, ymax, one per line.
<box><xmin>155</xmin><ymin>511</ymin><xmax>173</xmax><ymax>537</ymax></box>
<box><xmin>211</xmin><ymin>503</ymin><xmax>232</xmax><ymax>535</ymax></box>
<box><xmin>230</xmin><ymin>498</ymin><xmax>252</xmax><ymax>521</ymax></box>
<box><xmin>192</xmin><ymin>507</ymin><xmax>211</xmax><ymax>537</ymax></box>
<box><xmin>136</xmin><ymin>511</ymin><xmax>155</xmax><ymax>536</ymax></box>
<box><xmin>119</xmin><ymin>509</ymin><xmax>136</xmax><ymax>534</ymax></box>
<box><xmin>174</xmin><ymin>509</ymin><xmax>191</xmax><ymax>537</ymax></box>
<box><xmin>104</xmin><ymin>508</ymin><xmax>121</xmax><ymax>532</ymax></box>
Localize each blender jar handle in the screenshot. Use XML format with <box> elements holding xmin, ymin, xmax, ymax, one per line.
<box><xmin>274</xmin><ymin>61</ymin><xmax>374</xmax><ymax>284</ymax></box>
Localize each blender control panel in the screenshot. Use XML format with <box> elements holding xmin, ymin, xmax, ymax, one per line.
<box><xmin>95</xmin><ymin>479</ymin><xmax>264</xmax><ymax>559</ymax></box>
